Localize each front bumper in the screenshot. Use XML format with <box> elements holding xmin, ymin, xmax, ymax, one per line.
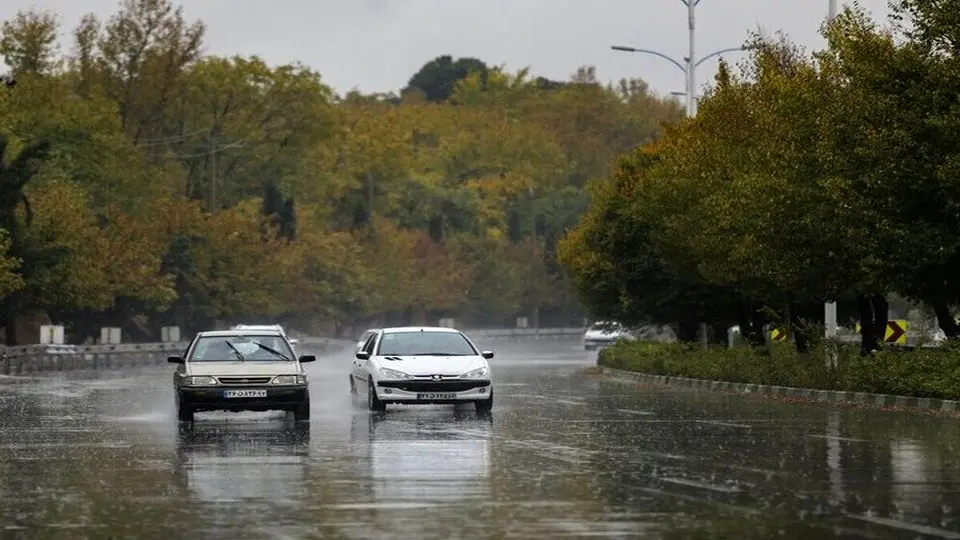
<box><xmin>584</xmin><ymin>338</ymin><xmax>617</xmax><ymax>349</ymax></box>
<box><xmin>179</xmin><ymin>385</ymin><xmax>308</xmax><ymax>412</ymax></box>
<box><xmin>375</xmin><ymin>379</ymin><xmax>492</xmax><ymax>403</ymax></box>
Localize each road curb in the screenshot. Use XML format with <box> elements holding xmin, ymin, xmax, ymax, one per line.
<box><xmin>596</xmin><ymin>366</ymin><xmax>960</xmax><ymax>414</ymax></box>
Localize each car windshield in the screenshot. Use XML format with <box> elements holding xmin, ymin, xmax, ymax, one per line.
<box><xmin>189</xmin><ymin>335</ymin><xmax>293</xmax><ymax>362</ymax></box>
<box><xmin>376</xmin><ymin>331</ymin><xmax>477</xmax><ymax>356</ymax></box>
<box><xmin>590</xmin><ymin>322</ymin><xmax>622</xmax><ymax>332</ymax></box>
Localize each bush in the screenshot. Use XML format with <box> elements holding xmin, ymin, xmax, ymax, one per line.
<box><xmin>598</xmin><ymin>340</ymin><xmax>960</xmax><ymax>401</ymax></box>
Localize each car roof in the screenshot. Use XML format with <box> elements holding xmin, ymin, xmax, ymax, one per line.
<box><xmin>380</xmin><ymin>326</ymin><xmax>461</xmax><ymax>334</ymax></box>
<box><xmin>198</xmin><ymin>329</ymin><xmax>285</xmax><ymax>338</ymax></box>
<box><xmin>231</xmin><ymin>324</ymin><xmax>285</xmax><ymax>332</ymax></box>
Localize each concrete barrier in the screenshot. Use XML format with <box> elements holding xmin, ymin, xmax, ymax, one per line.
<box><xmin>0</xmin><ymin>328</ymin><xmax>585</xmax><ymax>374</ymax></box>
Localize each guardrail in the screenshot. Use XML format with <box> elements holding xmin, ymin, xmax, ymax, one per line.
<box><xmin>0</xmin><ymin>328</ymin><xmax>586</xmax><ymax>375</ymax></box>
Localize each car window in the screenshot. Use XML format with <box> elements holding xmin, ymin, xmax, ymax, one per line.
<box><xmin>376</xmin><ymin>331</ymin><xmax>477</xmax><ymax>356</ymax></box>
<box><xmin>189</xmin><ymin>335</ymin><xmax>294</xmax><ymax>361</ymax></box>
<box><xmin>362</xmin><ymin>333</ymin><xmax>378</xmax><ymax>354</ymax></box>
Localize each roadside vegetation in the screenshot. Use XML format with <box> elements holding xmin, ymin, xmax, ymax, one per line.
<box><xmin>0</xmin><ymin>0</ymin><xmax>684</xmax><ymax>344</ymax></box>
<box><xmin>599</xmin><ymin>341</ymin><xmax>960</xmax><ymax>401</ymax></box>
<box><xmin>559</xmin><ymin>0</ymin><xmax>960</xmax><ymax>355</ymax></box>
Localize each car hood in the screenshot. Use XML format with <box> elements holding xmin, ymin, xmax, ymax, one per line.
<box><xmin>187</xmin><ymin>361</ymin><xmax>301</xmax><ymax>376</ymax></box>
<box><xmin>373</xmin><ymin>355</ymin><xmax>485</xmax><ymax>377</ymax></box>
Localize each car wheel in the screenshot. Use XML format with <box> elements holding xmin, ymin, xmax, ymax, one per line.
<box><xmin>293</xmin><ymin>394</ymin><xmax>310</xmax><ymax>422</ymax></box>
<box><xmin>368</xmin><ymin>378</ymin><xmax>386</xmax><ymax>412</ymax></box>
<box><xmin>177</xmin><ymin>401</ymin><xmax>194</xmax><ymax>422</ymax></box>
<box><xmin>475</xmin><ymin>390</ymin><xmax>493</xmax><ymax>414</ymax></box>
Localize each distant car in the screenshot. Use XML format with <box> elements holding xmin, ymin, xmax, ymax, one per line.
<box><xmin>583</xmin><ymin>321</ymin><xmax>635</xmax><ymax>350</ymax></box>
<box><xmin>351</xmin><ymin>326</ymin><xmax>494</xmax><ymax>413</ymax></box>
<box><xmin>169</xmin><ymin>329</ymin><xmax>315</xmax><ymax>423</ymax></box>
<box><xmin>231</xmin><ymin>324</ymin><xmax>298</xmax><ymax>348</ymax></box>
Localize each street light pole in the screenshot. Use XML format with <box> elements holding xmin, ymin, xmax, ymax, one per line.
<box><xmin>824</xmin><ymin>0</ymin><xmax>840</xmax><ymax>350</ymax></box>
<box><xmin>685</xmin><ymin>0</ymin><xmax>697</xmax><ymax>117</ymax></box>
<box><xmin>612</xmin><ymin>0</ymin><xmax>747</xmax><ymax>118</ymax></box>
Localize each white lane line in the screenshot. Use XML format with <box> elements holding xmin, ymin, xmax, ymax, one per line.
<box><xmin>617</xmin><ymin>409</ymin><xmax>655</xmax><ymax>415</ymax></box>
<box><xmin>807</xmin><ymin>434</ymin><xmax>869</xmax><ymax>443</ymax></box>
<box><xmin>695</xmin><ymin>419</ymin><xmax>751</xmax><ymax>429</ymax></box>
<box><xmin>847</xmin><ymin>514</ymin><xmax>960</xmax><ymax>539</ymax></box>
<box><xmin>659</xmin><ymin>477</ymin><xmax>744</xmax><ymax>494</ymax></box>
<box><xmin>555</xmin><ymin>398</ymin><xmax>586</xmax><ymax>405</ymax></box>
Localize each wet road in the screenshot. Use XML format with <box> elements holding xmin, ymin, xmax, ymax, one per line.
<box><xmin>2</xmin><ymin>341</ymin><xmax>960</xmax><ymax>539</ymax></box>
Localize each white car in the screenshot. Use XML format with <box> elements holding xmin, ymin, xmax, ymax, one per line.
<box><xmin>350</xmin><ymin>326</ymin><xmax>494</xmax><ymax>413</ymax></box>
<box><xmin>583</xmin><ymin>321</ymin><xmax>634</xmax><ymax>350</ymax></box>
<box><xmin>169</xmin><ymin>329</ymin><xmax>315</xmax><ymax>423</ymax></box>
<box><xmin>231</xmin><ymin>324</ymin><xmax>299</xmax><ymax>348</ymax></box>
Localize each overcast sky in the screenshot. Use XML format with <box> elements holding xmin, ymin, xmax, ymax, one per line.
<box><xmin>2</xmin><ymin>0</ymin><xmax>891</xmax><ymax>99</ymax></box>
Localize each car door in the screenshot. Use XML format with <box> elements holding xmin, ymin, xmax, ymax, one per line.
<box><xmin>354</xmin><ymin>332</ymin><xmax>379</xmax><ymax>387</ymax></box>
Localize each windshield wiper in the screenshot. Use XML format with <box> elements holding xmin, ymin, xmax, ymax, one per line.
<box><xmin>224</xmin><ymin>340</ymin><xmax>245</xmax><ymax>361</ymax></box>
<box><xmin>252</xmin><ymin>342</ymin><xmax>290</xmax><ymax>361</ymax></box>
<box><xmin>411</xmin><ymin>352</ymin><xmax>470</xmax><ymax>356</ymax></box>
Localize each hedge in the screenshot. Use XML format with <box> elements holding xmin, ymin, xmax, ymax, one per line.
<box><xmin>597</xmin><ymin>340</ymin><xmax>960</xmax><ymax>401</ymax></box>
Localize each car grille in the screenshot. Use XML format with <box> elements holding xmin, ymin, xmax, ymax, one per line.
<box><xmin>217</xmin><ymin>376</ymin><xmax>272</xmax><ymax>385</ymax></box>
<box><xmin>378</xmin><ymin>379</ymin><xmax>490</xmax><ymax>392</ymax></box>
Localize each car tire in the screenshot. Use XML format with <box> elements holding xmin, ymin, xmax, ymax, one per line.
<box><xmin>293</xmin><ymin>394</ymin><xmax>310</xmax><ymax>422</ymax></box>
<box><xmin>475</xmin><ymin>390</ymin><xmax>493</xmax><ymax>414</ymax></box>
<box><xmin>177</xmin><ymin>401</ymin><xmax>194</xmax><ymax>423</ymax></box>
<box><xmin>368</xmin><ymin>378</ymin><xmax>386</xmax><ymax>412</ymax></box>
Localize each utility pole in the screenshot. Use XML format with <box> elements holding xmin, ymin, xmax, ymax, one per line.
<box><xmin>824</xmin><ymin>0</ymin><xmax>840</xmax><ymax>360</ymax></box>
<box><xmin>612</xmin><ymin>1</ymin><xmax>748</xmax><ymax>119</ymax></box>
<box><xmin>685</xmin><ymin>0</ymin><xmax>697</xmax><ymax>117</ymax></box>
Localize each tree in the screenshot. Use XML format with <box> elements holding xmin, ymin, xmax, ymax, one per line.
<box><xmin>404</xmin><ymin>55</ymin><xmax>488</xmax><ymax>102</ymax></box>
<box><xmin>0</xmin><ymin>229</ymin><xmax>24</xmax><ymax>298</ymax></box>
<box><xmin>0</xmin><ymin>9</ymin><xmax>60</xmax><ymax>76</ymax></box>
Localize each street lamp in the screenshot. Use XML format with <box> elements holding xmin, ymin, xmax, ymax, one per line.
<box><xmin>824</xmin><ymin>0</ymin><xmax>840</xmax><ymax>346</ymax></box>
<box><xmin>611</xmin><ymin>0</ymin><xmax>748</xmax><ymax>117</ymax></box>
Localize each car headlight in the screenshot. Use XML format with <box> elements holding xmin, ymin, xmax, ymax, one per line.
<box><xmin>461</xmin><ymin>367</ymin><xmax>489</xmax><ymax>379</ymax></box>
<box><xmin>272</xmin><ymin>375</ymin><xmax>306</xmax><ymax>385</ymax></box>
<box><xmin>380</xmin><ymin>367</ymin><xmax>410</xmax><ymax>380</ymax></box>
<box><xmin>188</xmin><ymin>376</ymin><xmax>217</xmax><ymax>386</ymax></box>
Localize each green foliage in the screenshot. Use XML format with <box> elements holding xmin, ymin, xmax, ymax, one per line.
<box><xmin>560</xmin><ymin>3</ymin><xmax>960</xmax><ymax>350</ymax></box>
<box><xmin>0</xmin><ymin>1</ymin><xmax>685</xmax><ymax>343</ymax></box>
<box><xmin>600</xmin><ymin>340</ymin><xmax>960</xmax><ymax>400</ymax></box>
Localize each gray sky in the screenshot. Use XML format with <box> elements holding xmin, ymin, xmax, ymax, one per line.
<box><xmin>2</xmin><ymin>0</ymin><xmax>890</xmax><ymax>99</ymax></box>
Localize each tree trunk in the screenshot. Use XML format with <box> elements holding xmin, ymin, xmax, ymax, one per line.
<box><xmin>857</xmin><ymin>294</ymin><xmax>885</xmax><ymax>355</ymax></box>
<box><xmin>736</xmin><ymin>301</ymin><xmax>765</xmax><ymax>346</ymax></box>
<box><xmin>710</xmin><ymin>322</ymin><xmax>730</xmax><ymax>346</ymax></box>
<box><xmin>676</xmin><ymin>319</ymin><xmax>699</xmax><ymax>343</ymax></box>
<box><xmin>871</xmin><ymin>294</ymin><xmax>889</xmax><ymax>348</ymax></box>
<box><xmin>932</xmin><ymin>300</ymin><xmax>958</xmax><ymax>339</ymax></box>
<box><xmin>790</xmin><ymin>302</ymin><xmax>810</xmax><ymax>354</ymax></box>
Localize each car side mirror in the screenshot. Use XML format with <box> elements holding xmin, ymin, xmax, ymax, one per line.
<box><xmin>298</xmin><ymin>354</ymin><xmax>316</xmax><ymax>363</ymax></box>
<box><xmin>167</xmin><ymin>356</ymin><xmax>184</xmax><ymax>364</ymax></box>
<box><xmin>356</xmin><ymin>351</ymin><xmax>370</xmax><ymax>360</ymax></box>
<box><xmin>481</xmin><ymin>350</ymin><xmax>494</xmax><ymax>360</ymax></box>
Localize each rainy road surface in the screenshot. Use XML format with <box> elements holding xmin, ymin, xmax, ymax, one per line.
<box><xmin>2</xmin><ymin>340</ymin><xmax>960</xmax><ymax>539</ymax></box>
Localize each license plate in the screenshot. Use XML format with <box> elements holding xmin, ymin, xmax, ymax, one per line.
<box><xmin>417</xmin><ymin>392</ymin><xmax>456</xmax><ymax>400</ymax></box>
<box><xmin>223</xmin><ymin>389</ymin><xmax>267</xmax><ymax>398</ymax></box>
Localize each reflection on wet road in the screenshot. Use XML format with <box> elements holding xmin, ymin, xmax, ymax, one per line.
<box><xmin>2</xmin><ymin>342</ymin><xmax>960</xmax><ymax>538</ymax></box>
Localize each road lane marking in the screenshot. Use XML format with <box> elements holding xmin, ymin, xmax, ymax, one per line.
<box><xmin>659</xmin><ymin>477</ymin><xmax>744</xmax><ymax>493</ymax></box>
<box><xmin>695</xmin><ymin>419</ymin><xmax>751</xmax><ymax>429</ymax></box>
<box><xmin>807</xmin><ymin>434</ymin><xmax>869</xmax><ymax>443</ymax></box>
<box><xmin>847</xmin><ymin>514</ymin><xmax>960</xmax><ymax>539</ymax></box>
<box><xmin>617</xmin><ymin>409</ymin><xmax>655</xmax><ymax>415</ymax></box>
